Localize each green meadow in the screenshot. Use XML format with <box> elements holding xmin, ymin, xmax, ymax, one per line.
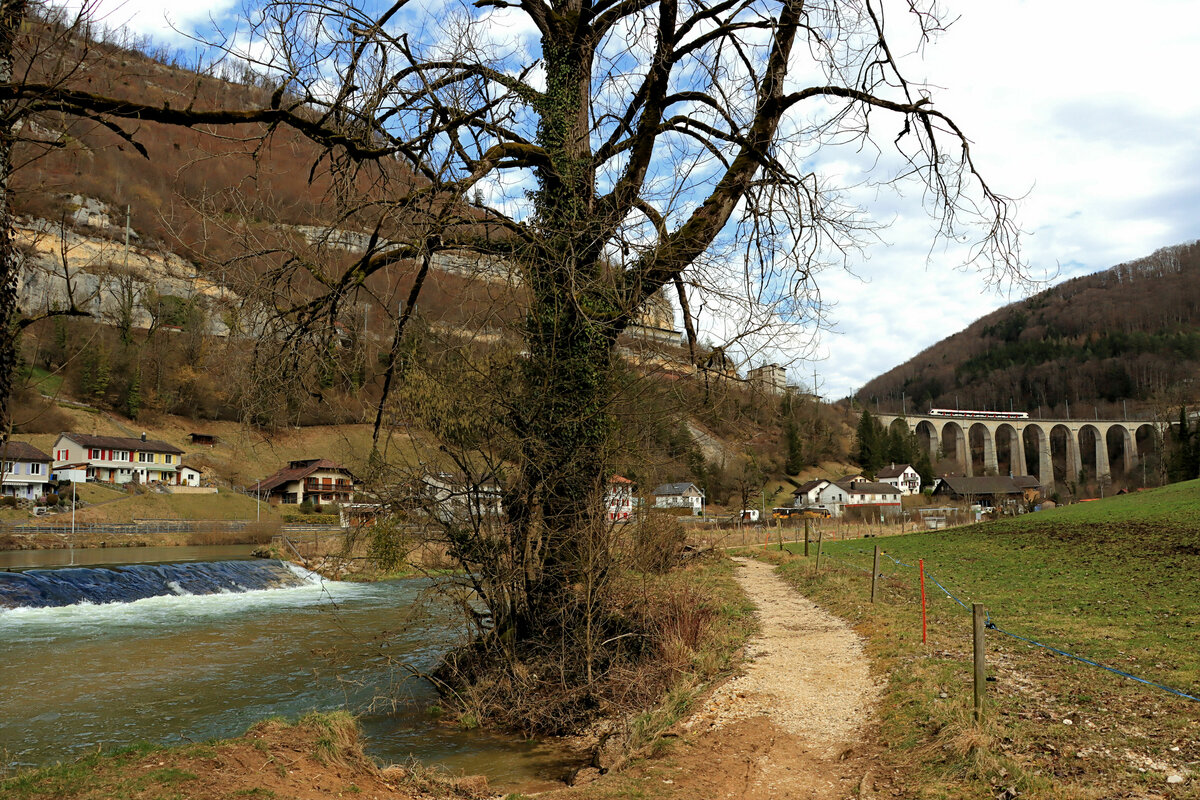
<box><xmin>749</xmin><ymin>479</ymin><xmax>1200</xmax><ymax>799</ymax></box>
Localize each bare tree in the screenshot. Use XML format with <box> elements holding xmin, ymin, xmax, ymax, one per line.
<box><xmin>0</xmin><ymin>0</ymin><xmax>1021</xmax><ymax>691</ymax></box>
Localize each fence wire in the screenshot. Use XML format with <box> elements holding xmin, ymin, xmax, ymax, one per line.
<box><xmin>821</xmin><ymin>545</ymin><xmax>1200</xmax><ymax>704</ymax></box>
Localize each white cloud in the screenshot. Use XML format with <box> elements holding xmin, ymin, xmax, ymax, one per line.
<box><xmin>56</xmin><ymin>0</ymin><xmax>241</xmax><ymax>43</ymax></box>
<box><xmin>791</xmin><ymin>0</ymin><xmax>1200</xmax><ymax>398</ymax></box>
<box><xmin>57</xmin><ymin>0</ymin><xmax>1200</xmax><ymax>401</ymax></box>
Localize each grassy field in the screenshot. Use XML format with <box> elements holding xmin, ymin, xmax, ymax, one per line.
<box><xmin>42</xmin><ymin>488</ymin><xmax>284</xmax><ymax>523</ymax></box>
<box><xmin>742</xmin><ymin>480</ymin><xmax>1200</xmax><ymax>798</ymax></box>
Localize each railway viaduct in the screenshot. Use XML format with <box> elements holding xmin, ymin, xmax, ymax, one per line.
<box><xmin>875</xmin><ymin>412</ymin><xmax>1164</xmax><ymax>488</ymax></box>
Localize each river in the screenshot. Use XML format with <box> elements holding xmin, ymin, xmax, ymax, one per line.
<box><xmin>0</xmin><ymin>546</ymin><xmax>575</xmax><ymax>791</ymax></box>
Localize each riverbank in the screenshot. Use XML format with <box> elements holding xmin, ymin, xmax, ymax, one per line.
<box><xmin>1</xmin><ymin>712</ymin><xmax>491</xmax><ymax>800</ymax></box>
<box><xmin>1</xmin><ymin>552</ymin><xmax>762</xmax><ymax>798</ymax></box>
<box><xmin>0</xmin><ymin>525</ymin><xmax>279</xmax><ymax>551</ymax></box>
<box><xmin>2</xmin><ymin>555</ymin><xmax>875</xmax><ymax>800</ymax></box>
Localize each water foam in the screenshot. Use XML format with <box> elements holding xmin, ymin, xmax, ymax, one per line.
<box><xmin>0</xmin><ymin>559</ymin><xmax>337</xmax><ymax>610</ymax></box>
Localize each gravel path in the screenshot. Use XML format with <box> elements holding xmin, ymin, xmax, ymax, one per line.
<box><xmin>688</xmin><ymin>557</ymin><xmax>879</xmax><ymax>754</ymax></box>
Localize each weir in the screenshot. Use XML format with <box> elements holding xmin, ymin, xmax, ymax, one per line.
<box><xmin>0</xmin><ymin>560</ymin><xmax>321</xmax><ymax>609</ymax></box>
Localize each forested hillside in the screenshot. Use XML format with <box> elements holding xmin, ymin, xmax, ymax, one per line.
<box><xmin>7</xmin><ymin>12</ymin><xmax>852</xmax><ymax>500</ymax></box>
<box><xmin>858</xmin><ymin>241</ymin><xmax>1200</xmax><ymax>416</ymax></box>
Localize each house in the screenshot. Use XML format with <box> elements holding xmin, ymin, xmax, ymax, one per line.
<box><xmin>605</xmin><ymin>475</ymin><xmax>636</xmax><ymax>521</ymax></box>
<box><xmin>813</xmin><ymin>476</ymin><xmax>902</xmax><ymax>517</ymax></box>
<box><xmin>932</xmin><ymin>475</ymin><xmax>1028</xmax><ymax>508</ymax></box>
<box><xmin>876</xmin><ymin>463</ymin><xmax>922</xmax><ymax>495</ymax></box>
<box><xmin>52</xmin><ymin>432</ymin><xmax>186</xmax><ymax>485</ymax></box>
<box><xmin>791</xmin><ymin>478</ymin><xmax>831</xmax><ymax>508</ymax></box>
<box><xmin>1</xmin><ymin>441</ymin><xmax>53</xmax><ymax>500</ymax></box>
<box><xmin>652</xmin><ymin>482</ymin><xmax>703</xmax><ymax>515</ymax></box>
<box><xmin>747</xmin><ymin>363</ymin><xmax>788</xmax><ymax>395</ymax></box>
<box><xmin>248</xmin><ymin>458</ymin><xmax>358</xmax><ymax>505</ymax></box>
<box><xmin>421</xmin><ymin>472</ymin><xmax>503</xmax><ymax>521</ymax></box>
<box><xmin>1012</xmin><ymin>475</ymin><xmax>1043</xmax><ymax>504</ymax></box>
<box><xmin>178</xmin><ymin>465</ymin><xmax>203</xmax><ymax>487</ymax></box>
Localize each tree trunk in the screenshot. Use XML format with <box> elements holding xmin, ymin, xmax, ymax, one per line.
<box><xmin>0</xmin><ymin>0</ymin><xmax>26</xmax><ymax>430</ymax></box>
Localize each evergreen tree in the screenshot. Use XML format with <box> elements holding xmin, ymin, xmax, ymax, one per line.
<box><xmin>122</xmin><ymin>370</ymin><xmax>142</xmax><ymax>420</ymax></box>
<box><xmin>1167</xmin><ymin>407</ymin><xmax>1196</xmax><ymax>482</ymax></box>
<box><xmin>79</xmin><ymin>345</ymin><xmax>110</xmax><ymax>401</ymax></box>
<box><xmin>784</xmin><ymin>418</ymin><xmax>804</xmax><ymax>475</ymax></box>
<box><xmin>852</xmin><ymin>410</ymin><xmax>885</xmax><ymax>475</ymax></box>
<box><xmin>914</xmin><ymin>449</ymin><xmax>936</xmax><ymax>488</ymax></box>
<box><xmin>884</xmin><ymin>422</ymin><xmax>918</xmax><ymax>466</ymax></box>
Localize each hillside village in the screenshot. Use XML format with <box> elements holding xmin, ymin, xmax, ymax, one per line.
<box><xmin>2</xmin><ymin>7</ymin><xmax>1199</xmax><ymax>800</ymax></box>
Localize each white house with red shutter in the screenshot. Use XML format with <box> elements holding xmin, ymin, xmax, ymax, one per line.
<box><xmin>605</xmin><ymin>475</ymin><xmax>635</xmax><ymax>521</ymax></box>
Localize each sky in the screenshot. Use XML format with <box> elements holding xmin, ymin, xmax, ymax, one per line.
<box><xmin>60</xmin><ymin>0</ymin><xmax>1200</xmax><ymax>399</ymax></box>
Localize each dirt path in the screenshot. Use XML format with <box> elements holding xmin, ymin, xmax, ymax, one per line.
<box><xmin>578</xmin><ymin>557</ymin><xmax>886</xmax><ymax>800</ymax></box>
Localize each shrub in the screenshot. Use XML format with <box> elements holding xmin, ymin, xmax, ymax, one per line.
<box><xmin>630</xmin><ymin>512</ymin><xmax>686</xmax><ymax>573</ymax></box>
<box><xmin>0</xmin><ymin>496</ymin><xmax>17</xmax><ymax>507</ymax></box>
<box><xmin>44</xmin><ymin>493</ymin><xmax>60</xmax><ymax>506</ymax></box>
<box><xmin>282</xmin><ymin>513</ymin><xmax>339</xmax><ymax>525</ymax></box>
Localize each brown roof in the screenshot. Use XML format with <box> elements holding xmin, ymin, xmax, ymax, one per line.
<box><xmin>1012</xmin><ymin>475</ymin><xmax>1042</xmax><ymax>489</ymax></box>
<box><xmin>836</xmin><ymin>479</ymin><xmax>902</xmax><ymax>495</ymax></box>
<box><xmin>249</xmin><ymin>459</ymin><xmax>354</xmax><ymax>494</ymax></box>
<box><xmin>0</xmin><ymin>440</ymin><xmax>52</xmax><ymax>462</ymax></box>
<box><xmin>60</xmin><ymin>432</ymin><xmax>183</xmax><ymax>455</ymax></box>
<box><xmin>935</xmin><ymin>476</ymin><xmax>1025</xmax><ymax>496</ymax></box>
<box><xmin>875</xmin><ymin>464</ymin><xmax>914</xmax><ymax>479</ymax></box>
<box><xmin>792</xmin><ymin>478</ymin><xmax>829</xmax><ymax>496</ymax></box>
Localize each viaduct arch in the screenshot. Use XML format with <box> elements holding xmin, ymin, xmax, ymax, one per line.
<box><xmin>878</xmin><ymin>412</ymin><xmax>1162</xmax><ymax>488</ymax></box>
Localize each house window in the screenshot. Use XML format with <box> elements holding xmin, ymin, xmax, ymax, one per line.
<box><xmin>30</xmin><ymin>463</ymin><xmax>43</xmax><ymax>475</ymax></box>
<box><xmin>164</xmin><ymin>454</ymin><xmax>173</xmax><ymax>464</ymax></box>
<box><xmin>2</xmin><ymin>461</ymin><xmax>12</xmax><ymax>472</ymax></box>
<box><xmin>89</xmin><ymin>448</ymin><xmax>100</xmax><ymax>459</ymax></box>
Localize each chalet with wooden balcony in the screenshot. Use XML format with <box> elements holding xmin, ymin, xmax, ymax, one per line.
<box><xmin>248</xmin><ymin>458</ymin><xmax>358</xmax><ymax>506</ymax></box>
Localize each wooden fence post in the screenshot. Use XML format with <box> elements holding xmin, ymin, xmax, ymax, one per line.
<box><xmin>870</xmin><ymin>544</ymin><xmax>881</xmax><ymax>603</ymax></box>
<box><xmin>804</xmin><ymin>518</ymin><xmax>811</xmax><ymax>557</ymax></box>
<box><xmin>919</xmin><ymin>558</ymin><xmax>927</xmax><ymax>644</ymax></box>
<box><xmin>814</xmin><ymin>527</ymin><xmax>825</xmax><ymax>573</ymax></box>
<box><xmin>973</xmin><ymin>603</ymin><xmax>987</xmax><ymax>722</ymax></box>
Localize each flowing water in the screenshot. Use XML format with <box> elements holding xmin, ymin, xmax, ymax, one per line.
<box><xmin>0</xmin><ymin>548</ymin><xmax>576</xmax><ymax>791</ymax></box>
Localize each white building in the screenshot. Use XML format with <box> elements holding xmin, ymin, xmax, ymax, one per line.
<box><xmin>1</xmin><ymin>441</ymin><xmax>52</xmax><ymax>500</ymax></box>
<box><xmin>747</xmin><ymin>363</ymin><xmax>788</xmax><ymax>395</ymax></box>
<box><xmin>652</xmin><ymin>482</ymin><xmax>704</xmax><ymax>515</ymax></box>
<box><xmin>605</xmin><ymin>475</ymin><xmax>635</xmax><ymax>521</ymax></box>
<box><xmin>178</xmin><ymin>465</ymin><xmax>203</xmax><ymax>487</ymax></box>
<box><xmin>813</xmin><ymin>477</ymin><xmax>902</xmax><ymax>518</ymax></box>
<box><xmin>791</xmin><ymin>478</ymin><xmax>831</xmax><ymax>508</ymax></box>
<box><xmin>875</xmin><ymin>463</ymin><xmax>922</xmax><ymax>495</ymax></box>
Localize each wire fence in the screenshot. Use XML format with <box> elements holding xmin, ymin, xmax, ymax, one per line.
<box><xmin>2</xmin><ymin>520</ymin><xmax>345</xmax><ymax>535</ymax></box>
<box><xmin>820</xmin><ymin>545</ymin><xmax>1200</xmax><ymax>704</ymax></box>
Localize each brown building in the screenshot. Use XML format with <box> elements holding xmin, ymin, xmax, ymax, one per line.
<box><xmin>248</xmin><ymin>458</ymin><xmax>357</xmax><ymax>506</ymax></box>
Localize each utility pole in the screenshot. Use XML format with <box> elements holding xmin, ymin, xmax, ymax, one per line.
<box><xmin>69</xmin><ymin>479</ymin><xmax>76</xmax><ymax>566</ymax></box>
